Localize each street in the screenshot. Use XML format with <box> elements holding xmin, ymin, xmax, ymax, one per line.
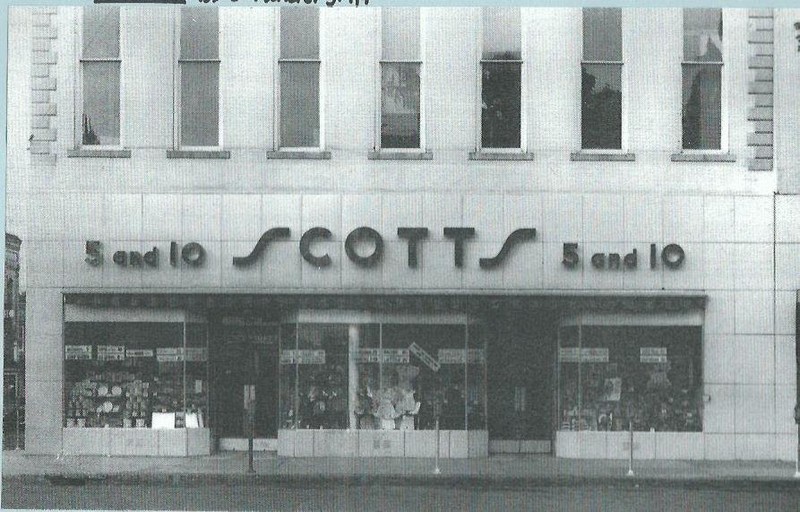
<box><xmin>3</xmin><ymin>481</ymin><xmax>800</xmax><ymax>511</ymax></box>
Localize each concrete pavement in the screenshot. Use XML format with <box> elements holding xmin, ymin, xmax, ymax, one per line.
<box><xmin>4</xmin><ymin>450</ymin><xmax>800</xmax><ymax>488</ymax></box>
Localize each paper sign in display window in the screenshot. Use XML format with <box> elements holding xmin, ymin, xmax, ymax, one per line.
<box><xmin>640</xmin><ymin>347</ymin><xmax>668</xmax><ymax>363</ymax></box>
<box><xmin>558</xmin><ymin>347</ymin><xmax>609</xmax><ymax>363</ymax></box>
<box><xmin>65</xmin><ymin>345</ymin><xmax>92</xmax><ymax>360</ymax></box>
<box><xmin>280</xmin><ymin>349</ymin><xmax>326</xmax><ymax>365</ymax></box>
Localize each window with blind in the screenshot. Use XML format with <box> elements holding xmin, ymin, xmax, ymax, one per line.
<box><xmin>80</xmin><ymin>6</ymin><xmax>121</xmax><ymax>147</ymax></box>
<box><xmin>681</xmin><ymin>9</ymin><xmax>723</xmax><ymax>150</ymax></box>
<box><xmin>480</xmin><ymin>8</ymin><xmax>522</xmax><ymax>150</ymax></box>
<box><xmin>581</xmin><ymin>8</ymin><xmax>622</xmax><ymax>150</ymax></box>
<box><xmin>279</xmin><ymin>8</ymin><xmax>320</xmax><ymax>149</ymax></box>
<box><xmin>179</xmin><ymin>8</ymin><xmax>219</xmax><ymax>148</ymax></box>
<box><xmin>380</xmin><ymin>9</ymin><xmax>421</xmax><ymax>150</ymax></box>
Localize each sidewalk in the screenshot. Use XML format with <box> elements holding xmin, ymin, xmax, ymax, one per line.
<box><xmin>3</xmin><ymin>450</ymin><xmax>800</xmax><ymax>488</ymax></box>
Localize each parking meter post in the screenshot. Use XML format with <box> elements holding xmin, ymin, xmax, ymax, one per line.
<box><xmin>626</xmin><ymin>403</ymin><xmax>634</xmax><ymax>477</ymax></box>
<box><xmin>794</xmin><ymin>404</ymin><xmax>800</xmax><ymax>478</ymax></box>
<box><xmin>433</xmin><ymin>398</ymin><xmax>441</xmax><ymax>475</ymax></box>
<box><xmin>245</xmin><ymin>384</ymin><xmax>256</xmax><ymax>474</ymax></box>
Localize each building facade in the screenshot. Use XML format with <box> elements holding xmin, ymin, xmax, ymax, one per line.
<box><xmin>6</xmin><ymin>6</ymin><xmax>800</xmax><ymax>459</ymax></box>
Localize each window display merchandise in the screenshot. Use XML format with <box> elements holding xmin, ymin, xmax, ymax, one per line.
<box><xmin>557</xmin><ymin>324</ymin><xmax>702</xmax><ymax>433</ymax></box>
<box><xmin>64</xmin><ymin>322</ymin><xmax>209</xmax><ymax>429</ymax></box>
<box><xmin>279</xmin><ymin>317</ymin><xmax>487</xmax><ymax>432</ymax></box>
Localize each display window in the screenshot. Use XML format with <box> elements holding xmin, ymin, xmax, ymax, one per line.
<box><xmin>557</xmin><ymin>319</ymin><xmax>702</xmax><ymax>433</ymax></box>
<box><xmin>64</xmin><ymin>321</ymin><xmax>209</xmax><ymax>429</ymax></box>
<box><xmin>279</xmin><ymin>314</ymin><xmax>487</xmax><ymax>432</ymax></box>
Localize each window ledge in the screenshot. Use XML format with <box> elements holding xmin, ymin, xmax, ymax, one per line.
<box><xmin>265</xmin><ymin>150</ymin><xmax>331</xmax><ymax>160</ymax></box>
<box><xmin>468</xmin><ymin>152</ymin><xmax>534</xmax><ymax>161</ymax></box>
<box><xmin>67</xmin><ymin>149</ymin><xmax>131</xmax><ymax>158</ymax></box>
<box><xmin>166</xmin><ymin>150</ymin><xmax>230</xmax><ymax>159</ymax></box>
<box><xmin>570</xmin><ymin>152</ymin><xmax>636</xmax><ymax>162</ymax></box>
<box><xmin>368</xmin><ymin>151</ymin><xmax>433</xmax><ymax>161</ymax></box>
<box><xmin>670</xmin><ymin>152</ymin><xmax>736</xmax><ymax>163</ymax></box>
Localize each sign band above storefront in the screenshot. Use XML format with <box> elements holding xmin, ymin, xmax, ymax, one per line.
<box><xmin>83</xmin><ymin>227</ymin><xmax>685</xmax><ymax>271</ymax></box>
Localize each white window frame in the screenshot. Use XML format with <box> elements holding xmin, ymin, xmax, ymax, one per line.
<box><xmin>75</xmin><ymin>6</ymin><xmax>124</xmax><ymax>150</ymax></box>
<box><xmin>579</xmin><ymin>7</ymin><xmax>628</xmax><ymax>154</ymax></box>
<box><xmin>679</xmin><ymin>8</ymin><xmax>728</xmax><ymax>154</ymax></box>
<box><xmin>476</xmin><ymin>7</ymin><xmax>526</xmax><ymax>153</ymax></box>
<box><xmin>274</xmin><ymin>8</ymin><xmax>324</xmax><ymax>152</ymax></box>
<box><xmin>173</xmin><ymin>7</ymin><xmax>223</xmax><ymax>151</ymax></box>
<box><xmin>375</xmin><ymin>8</ymin><xmax>425</xmax><ymax>152</ymax></box>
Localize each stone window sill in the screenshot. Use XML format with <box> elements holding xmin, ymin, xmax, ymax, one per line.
<box><xmin>570</xmin><ymin>152</ymin><xmax>636</xmax><ymax>162</ymax></box>
<box><xmin>265</xmin><ymin>150</ymin><xmax>331</xmax><ymax>160</ymax></box>
<box><xmin>468</xmin><ymin>152</ymin><xmax>534</xmax><ymax>161</ymax></box>
<box><xmin>670</xmin><ymin>152</ymin><xmax>736</xmax><ymax>162</ymax></box>
<box><xmin>368</xmin><ymin>150</ymin><xmax>433</xmax><ymax>161</ymax></box>
<box><xmin>67</xmin><ymin>149</ymin><xmax>131</xmax><ymax>158</ymax></box>
<box><xmin>166</xmin><ymin>150</ymin><xmax>231</xmax><ymax>159</ymax></box>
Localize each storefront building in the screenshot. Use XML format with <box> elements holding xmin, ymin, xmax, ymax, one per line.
<box><xmin>6</xmin><ymin>6</ymin><xmax>800</xmax><ymax>459</ymax></box>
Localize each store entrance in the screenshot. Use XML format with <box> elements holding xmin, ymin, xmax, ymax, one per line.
<box><xmin>210</xmin><ymin>320</ymin><xmax>280</xmax><ymax>443</ymax></box>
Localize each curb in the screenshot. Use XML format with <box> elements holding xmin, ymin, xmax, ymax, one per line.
<box><xmin>5</xmin><ymin>473</ymin><xmax>800</xmax><ymax>490</ymax></box>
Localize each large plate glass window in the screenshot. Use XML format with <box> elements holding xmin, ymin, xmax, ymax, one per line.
<box><xmin>380</xmin><ymin>9</ymin><xmax>421</xmax><ymax>150</ymax></box>
<box><xmin>64</xmin><ymin>321</ymin><xmax>209</xmax><ymax>429</ymax></box>
<box><xmin>581</xmin><ymin>8</ymin><xmax>622</xmax><ymax>150</ymax></box>
<box><xmin>481</xmin><ymin>7</ymin><xmax>522</xmax><ymax>150</ymax></box>
<box><xmin>179</xmin><ymin>8</ymin><xmax>219</xmax><ymax>148</ymax></box>
<box><xmin>557</xmin><ymin>319</ymin><xmax>702</xmax><ymax>433</ymax></box>
<box><xmin>682</xmin><ymin>9</ymin><xmax>723</xmax><ymax>150</ymax></box>
<box><xmin>80</xmin><ymin>6</ymin><xmax>121</xmax><ymax>147</ymax></box>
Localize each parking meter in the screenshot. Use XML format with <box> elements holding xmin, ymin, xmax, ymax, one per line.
<box><xmin>243</xmin><ymin>385</ymin><xmax>256</xmax><ymax>473</ymax></box>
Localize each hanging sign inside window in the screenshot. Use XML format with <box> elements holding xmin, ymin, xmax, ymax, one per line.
<box><xmin>352</xmin><ymin>348</ymin><xmax>410</xmax><ymax>363</ymax></box>
<box><xmin>97</xmin><ymin>345</ymin><xmax>126</xmax><ymax>361</ymax></box>
<box><xmin>65</xmin><ymin>345</ymin><xmax>92</xmax><ymax>360</ymax></box>
<box><xmin>280</xmin><ymin>349</ymin><xmax>326</xmax><ymax>365</ymax></box>
<box><xmin>437</xmin><ymin>349</ymin><xmax>486</xmax><ymax>364</ymax></box>
<box><xmin>640</xmin><ymin>347</ymin><xmax>668</xmax><ymax>363</ymax></box>
<box><xmin>558</xmin><ymin>347</ymin><xmax>609</xmax><ymax>363</ymax></box>
<box><xmin>409</xmin><ymin>343</ymin><xmax>440</xmax><ymax>372</ymax></box>
<box><xmin>156</xmin><ymin>347</ymin><xmax>182</xmax><ymax>362</ymax></box>
<box><xmin>125</xmin><ymin>349</ymin><xmax>154</xmax><ymax>358</ymax></box>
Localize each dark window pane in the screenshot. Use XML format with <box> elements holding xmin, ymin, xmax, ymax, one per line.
<box><xmin>83</xmin><ymin>6</ymin><xmax>119</xmax><ymax>59</ymax></box>
<box><xmin>682</xmin><ymin>64</ymin><xmax>721</xmax><ymax>150</ymax></box>
<box><xmin>581</xmin><ymin>63</ymin><xmax>622</xmax><ymax>149</ymax></box>
<box><xmin>280</xmin><ymin>62</ymin><xmax>320</xmax><ymax>148</ymax></box>
<box><xmin>82</xmin><ymin>62</ymin><xmax>120</xmax><ymax>146</ymax></box>
<box><xmin>481</xmin><ymin>62</ymin><xmax>521</xmax><ymax>149</ymax></box>
<box><xmin>482</xmin><ymin>8</ymin><xmax>521</xmax><ymax>60</ymax></box>
<box><xmin>181</xmin><ymin>62</ymin><xmax>219</xmax><ymax>147</ymax></box>
<box><xmin>382</xmin><ymin>9</ymin><xmax>420</xmax><ymax>61</ymax></box>
<box><xmin>181</xmin><ymin>8</ymin><xmax>218</xmax><ymax>60</ymax></box>
<box><xmin>683</xmin><ymin>9</ymin><xmax>722</xmax><ymax>62</ymax></box>
<box><xmin>381</xmin><ymin>63</ymin><xmax>420</xmax><ymax>149</ymax></box>
<box><xmin>280</xmin><ymin>7</ymin><xmax>319</xmax><ymax>59</ymax></box>
<box><xmin>583</xmin><ymin>8</ymin><xmax>621</xmax><ymax>61</ymax></box>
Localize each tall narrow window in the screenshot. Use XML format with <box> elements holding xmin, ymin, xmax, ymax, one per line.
<box><xmin>380</xmin><ymin>9</ymin><xmax>421</xmax><ymax>150</ymax></box>
<box><xmin>682</xmin><ymin>9</ymin><xmax>722</xmax><ymax>150</ymax></box>
<box><xmin>81</xmin><ymin>6</ymin><xmax>120</xmax><ymax>147</ymax></box>
<box><xmin>481</xmin><ymin>8</ymin><xmax>521</xmax><ymax>150</ymax></box>
<box><xmin>279</xmin><ymin>8</ymin><xmax>320</xmax><ymax>149</ymax></box>
<box><xmin>581</xmin><ymin>8</ymin><xmax>622</xmax><ymax>150</ymax></box>
<box><xmin>179</xmin><ymin>8</ymin><xmax>219</xmax><ymax>147</ymax></box>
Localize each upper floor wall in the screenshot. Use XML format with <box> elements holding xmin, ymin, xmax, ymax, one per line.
<box><xmin>10</xmin><ymin>7</ymin><xmax>782</xmax><ymax>197</ymax></box>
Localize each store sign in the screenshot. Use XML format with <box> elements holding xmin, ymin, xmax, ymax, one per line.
<box><xmin>558</xmin><ymin>347</ymin><xmax>609</xmax><ymax>363</ymax></box>
<box><xmin>84</xmin><ymin>230</ymin><xmax>686</xmax><ymax>272</ymax></box>
<box><xmin>65</xmin><ymin>345</ymin><xmax>92</xmax><ymax>360</ymax></box>
<box><xmin>280</xmin><ymin>349</ymin><xmax>326</xmax><ymax>365</ymax></box>
<box><xmin>640</xmin><ymin>347</ymin><xmax>668</xmax><ymax>363</ymax></box>
<box><xmin>438</xmin><ymin>349</ymin><xmax>486</xmax><ymax>364</ymax></box>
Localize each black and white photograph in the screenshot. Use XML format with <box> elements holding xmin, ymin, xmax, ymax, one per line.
<box><xmin>2</xmin><ymin>3</ymin><xmax>800</xmax><ymax>510</ymax></box>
